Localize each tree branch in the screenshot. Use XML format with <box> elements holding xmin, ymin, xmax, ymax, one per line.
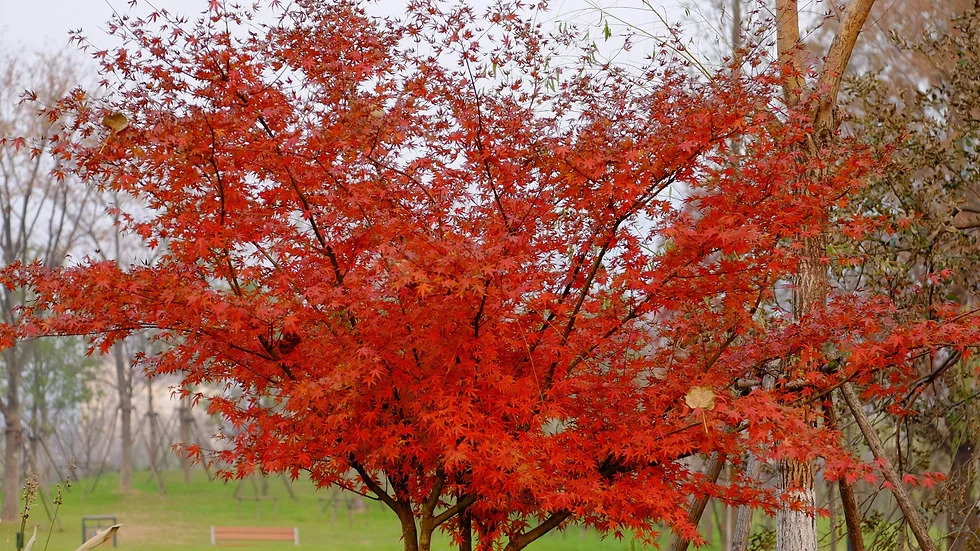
<box><xmin>504</xmin><ymin>510</ymin><xmax>573</xmax><ymax>551</ymax></box>
<box><xmin>814</xmin><ymin>0</ymin><xmax>876</xmax><ymax>129</ymax></box>
<box><xmin>839</xmin><ymin>383</ymin><xmax>937</xmax><ymax>551</ymax></box>
<box><xmin>349</xmin><ymin>457</ymin><xmax>399</xmax><ymax>512</ymax></box>
<box><xmin>432</xmin><ymin>494</ymin><xmax>477</xmax><ymax>528</ymax></box>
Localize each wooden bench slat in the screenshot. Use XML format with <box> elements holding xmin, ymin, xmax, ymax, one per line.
<box><xmin>216</xmin><ymin>534</ymin><xmax>293</xmax><ymax>541</ymax></box>
<box><xmin>213</xmin><ymin>527</ymin><xmax>294</xmax><ymax>534</ymax></box>
<box><xmin>211</xmin><ymin>526</ymin><xmax>298</xmax><ymax>546</ymax></box>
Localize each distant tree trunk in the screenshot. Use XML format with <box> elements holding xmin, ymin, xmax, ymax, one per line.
<box><xmin>668</xmin><ymin>452</ymin><xmax>726</xmax><ymax>551</ymax></box>
<box><xmin>828</xmin><ymin>479</ymin><xmax>839</xmax><ymax>551</ymax></box>
<box><xmin>731</xmin><ymin>0</ymin><xmax>741</xmax><ymax>62</ymax></box>
<box><xmin>0</xmin><ymin>349</ymin><xmax>24</xmax><ymax>522</ymax></box>
<box><xmin>723</xmin><ymin>499</ymin><xmax>733</xmax><ymax>551</ymax></box>
<box><xmin>145</xmin><ymin>380</ymin><xmax>166</xmax><ymax>494</ymax></box>
<box><xmin>179</xmin><ymin>398</ymin><xmax>194</xmax><ymax>484</ymax></box>
<box><xmin>114</xmin><ymin>342</ymin><xmax>133</xmax><ymax>492</ymax></box>
<box><xmin>948</xmin><ymin>441</ymin><xmax>978</xmax><ymax>551</ymax></box>
<box><xmin>29</xmin><ymin>401</ymin><xmax>45</xmax><ymax>488</ymax></box>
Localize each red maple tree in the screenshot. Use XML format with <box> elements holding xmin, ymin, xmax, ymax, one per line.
<box><xmin>2</xmin><ymin>1</ymin><xmax>977</xmax><ymax>550</ymax></box>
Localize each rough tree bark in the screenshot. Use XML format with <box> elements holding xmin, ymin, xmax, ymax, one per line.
<box><xmin>772</xmin><ymin>1</ymin><xmax>877</xmax><ymax>549</ymax></box>
<box><xmin>730</xmin><ymin>450</ymin><xmax>762</xmax><ymax>551</ymax></box>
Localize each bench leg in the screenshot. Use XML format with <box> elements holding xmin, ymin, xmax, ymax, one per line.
<box><xmin>210</xmin><ymin>526</ymin><xmax>216</xmax><ymax>546</ymax></box>
<box><xmin>294</xmin><ymin>527</ymin><xmax>299</xmax><ymax>546</ymax></box>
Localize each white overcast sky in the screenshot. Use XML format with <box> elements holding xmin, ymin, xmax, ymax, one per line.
<box><xmin>1</xmin><ymin>0</ymin><xmax>736</xmax><ymax>65</ymax></box>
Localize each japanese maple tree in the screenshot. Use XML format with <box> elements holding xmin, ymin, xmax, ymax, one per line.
<box><xmin>2</xmin><ymin>1</ymin><xmax>978</xmax><ymax>550</ymax></box>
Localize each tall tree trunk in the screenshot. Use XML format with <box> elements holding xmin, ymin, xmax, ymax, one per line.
<box><xmin>775</xmin><ymin>458</ymin><xmax>817</xmax><ymax>551</ymax></box>
<box><xmin>1</xmin><ymin>348</ymin><xmax>24</xmax><ymax>522</ymax></box>
<box><xmin>113</xmin><ymin>342</ymin><xmax>133</xmax><ymax>492</ymax></box>
<box><xmin>771</xmin><ymin>0</ymin><xmax>877</xmax><ymax>548</ymax></box>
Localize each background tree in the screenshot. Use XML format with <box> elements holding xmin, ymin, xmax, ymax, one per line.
<box><xmin>837</xmin><ymin>4</ymin><xmax>980</xmax><ymax>548</ymax></box>
<box><xmin>22</xmin><ymin>336</ymin><xmax>95</xmax><ymax>487</ymax></box>
<box><xmin>0</xmin><ymin>47</ymin><xmax>97</xmax><ymax>521</ymax></box>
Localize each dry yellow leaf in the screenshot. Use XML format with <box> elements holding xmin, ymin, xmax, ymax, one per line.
<box><xmin>102</xmin><ymin>112</ymin><xmax>129</xmax><ymax>133</ymax></box>
<box><xmin>684</xmin><ymin>387</ymin><xmax>715</xmax><ymax>410</ymax></box>
<box><xmin>74</xmin><ymin>524</ymin><xmax>123</xmax><ymax>551</ymax></box>
<box><xmin>23</xmin><ymin>526</ymin><xmax>37</xmax><ymax>551</ymax></box>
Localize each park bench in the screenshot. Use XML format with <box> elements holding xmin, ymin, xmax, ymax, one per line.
<box><xmin>210</xmin><ymin>526</ymin><xmax>299</xmax><ymax>546</ymax></box>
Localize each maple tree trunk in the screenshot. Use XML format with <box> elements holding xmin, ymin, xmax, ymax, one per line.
<box><xmin>776</xmin><ymin>239</ymin><xmax>827</xmax><ymax>551</ymax></box>
<box><xmin>776</xmin><ymin>238</ymin><xmax>821</xmax><ymax>551</ymax></box>
<box><xmin>398</xmin><ymin>506</ymin><xmax>420</xmax><ymax>551</ymax></box>
<box><xmin>773</xmin><ymin>237</ymin><xmax>824</xmax><ymax>551</ymax></box>
<box><xmin>668</xmin><ymin>453</ymin><xmax>725</xmax><ymax>551</ymax></box>
<box><xmin>458</xmin><ymin>509</ymin><xmax>472</xmax><ymax>551</ymax></box>
<box><xmin>771</xmin><ymin>0</ymin><xmax>877</xmax><ymax>546</ymax></box>
<box><xmin>839</xmin><ymin>383</ymin><xmax>937</xmax><ymax>551</ymax></box>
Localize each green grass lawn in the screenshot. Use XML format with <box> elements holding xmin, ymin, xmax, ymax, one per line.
<box><xmin>4</xmin><ymin>468</ymin><xmax>896</xmax><ymax>551</ymax></box>
<box><xmin>0</xmin><ymin>469</ymin><xmax>682</xmax><ymax>551</ymax></box>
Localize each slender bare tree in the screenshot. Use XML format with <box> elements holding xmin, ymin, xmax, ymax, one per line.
<box><xmin>0</xmin><ymin>47</ymin><xmax>96</xmax><ymax>520</ymax></box>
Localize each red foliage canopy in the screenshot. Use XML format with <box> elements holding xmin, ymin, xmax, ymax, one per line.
<box><xmin>2</xmin><ymin>1</ymin><xmax>977</xmax><ymax>549</ymax></box>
